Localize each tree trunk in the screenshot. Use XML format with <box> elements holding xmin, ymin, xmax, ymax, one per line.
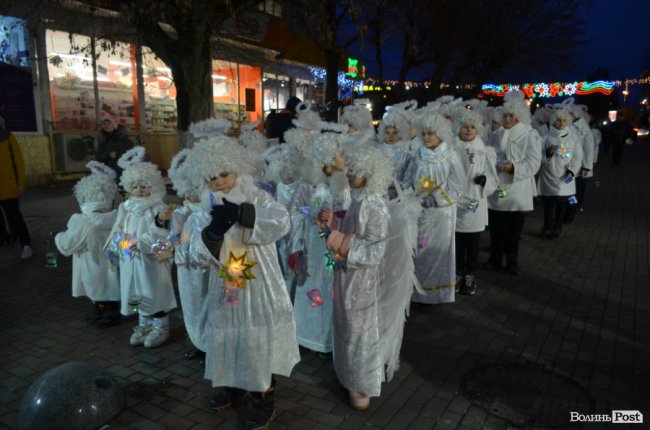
<box><xmin>324</xmin><ymin>48</ymin><xmax>340</xmax><ymax>122</ymax></box>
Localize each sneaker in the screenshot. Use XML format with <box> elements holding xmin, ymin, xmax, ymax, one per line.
<box><xmin>349</xmin><ymin>390</ymin><xmax>370</xmax><ymax>411</ymax></box>
<box><xmin>20</xmin><ymin>246</ymin><xmax>33</xmax><ymax>260</ymax></box>
<box><xmin>143</xmin><ymin>316</ymin><xmax>169</xmax><ymax>348</ymax></box>
<box><xmin>455</xmin><ymin>275</ymin><xmax>464</xmax><ymax>293</ymax></box>
<box><xmin>130</xmin><ymin>316</ymin><xmax>152</xmax><ymax>346</ymax></box>
<box><xmin>461</xmin><ymin>275</ymin><xmax>477</xmax><ymax>296</ymax></box>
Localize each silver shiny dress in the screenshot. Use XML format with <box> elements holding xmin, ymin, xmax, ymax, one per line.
<box><xmin>287</xmin><ymin>181</ymin><xmax>333</xmax><ymax>353</ymax></box>
<box><xmin>108</xmin><ymin>197</ymin><xmax>177</xmax><ymax>316</ymax></box>
<box><xmin>176</xmin><ymin>179</ymin><xmax>300</xmax><ymax>392</ymax></box>
<box><xmin>332</xmin><ymin>192</ymin><xmax>389</xmax><ymax>397</ymax></box>
<box><xmin>407</xmin><ymin>143</ymin><xmax>466</xmax><ymax>303</ymax></box>
<box><xmin>173</xmin><ymin>200</ymin><xmax>211</xmax><ymax>351</ymax></box>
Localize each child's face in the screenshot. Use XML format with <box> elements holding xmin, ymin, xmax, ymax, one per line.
<box><xmin>347</xmin><ymin>124</ymin><xmax>357</xmax><ymax>134</ymax></box>
<box><xmin>422</xmin><ymin>129</ymin><xmax>442</xmax><ymax>149</ymax></box>
<box><xmin>132</xmin><ymin>182</ymin><xmax>151</xmax><ymax>197</ymax></box>
<box><xmin>553</xmin><ymin>117</ymin><xmax>570</xmax><ymax>130</ymax></box>
<box><xmin>459</xmin><ymin>123</ymin><xmax>478</xmax><ymax>142</ymax></box>
<box><xmin>384</xmin><ymin>126</ymin><xmax>400</xmax><ymax>144</ymax></box>
<box><xmin>491</xmin><ymin>120</ymin><xmax>501</xmax><ymax>131</ymax></box>
<box><xmin>323</xmin><ymin>152</ymin><xmax>345</xmax><ymax>176</ymax></box>
<box><xmin>502</xmin><ymin>112</ymin><xmax>519</xmax><ymax>129</ymax></box>
<box><xmin>209</xmin><ymin>172</ymin><xmax>237</xmax><ymax>194</ymax></box>
<box><xmin>347</xmin><ymin>174</ymin><xmax>366</xmax><ymax>189</ymax></box>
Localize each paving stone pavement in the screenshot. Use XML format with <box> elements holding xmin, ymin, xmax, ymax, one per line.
<box><xmin>1</xmin><ymin>142</ymin><xmax>648</xmax><ymax>430</ymax></box>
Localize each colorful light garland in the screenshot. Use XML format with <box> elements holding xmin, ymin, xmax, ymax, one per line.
<box><xmin>481</xmin><ymin>80</ymin><xmax>617</xmax><ymax>99</ymax></box>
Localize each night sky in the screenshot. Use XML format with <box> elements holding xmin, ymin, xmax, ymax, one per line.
<box><xmin>354</xmin><ymin>0</ymin><xmax>650</xmax><ymax>84</ymax></box>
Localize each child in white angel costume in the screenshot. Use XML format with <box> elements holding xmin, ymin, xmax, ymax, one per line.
<box><xmin>168</xmin><ymin>147</ymin><xmax>210</xmax><ymax>360</ymax></box>
<box><xmin>174</xmin><ymin>136</ymin><xmax>299</xmax><ymax>430</ymax></box>
<box><xmin>107</xmin><ymin>147</ymin><xmax>176</xmax><ymax>348</ymax></box>
<box><xmin>377</xmin><ymin>102</ymin><xmax>417</xmax><ymax>191</ymax></box>
<box><xmin>317</xmin><ymin>143</ymin><xmax>421</xmax><ymax>411</ymax></box>
<box><xmin>55</xmin><ymin>161</ymin><xmax>120</xmax><ymax>326</ymax></box>
<box><xmin>407</xmin><ymin>112</ymin><xmax>466</xmax><ymax>304</ymax></box>
<box><xmin>452</xmin><ymin>109</ymin><xmax>499</xmax><ymax>296</ymax></box>
<box><xmin>285</xmin><ymin>130</ymin><xmax>347</xmax><ymax>354</ymax></box>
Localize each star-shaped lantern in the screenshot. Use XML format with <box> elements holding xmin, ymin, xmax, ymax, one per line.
<box><xmin>108</xmin><ymin>231</ymin><xmax>138</xmax><ymax>262</ymax></box>
<box><xmin>417</xmin><ymin>175</ymin><xmax>437</xmax><ymax>195</ymax></box>
<box><xmin>217</xmin><ymin>251</ymin><xmax>257</xmax><ymax>289</ymax></box>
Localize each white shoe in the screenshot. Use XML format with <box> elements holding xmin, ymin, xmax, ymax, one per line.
<box><xmin>20</xmin><ymin>246</ymin><xmax>33</xmax><ymax>260</ymax></box>
<box><xmin>130</xmin><ymin>315</ymin><xmax>152</xmax><ymax>346</ymax></box>
<box><xmin>144</xmin><ymin>316</ymin><xmax>169</xmax><ymax>348</ymax></box>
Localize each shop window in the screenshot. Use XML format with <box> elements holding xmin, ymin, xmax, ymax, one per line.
<box><xmin>46</xmin><ymin>30</ymin><xmax>98</xmax><ymax>132</ymax></box>
<box><xmin>1</xmin><ymin>15</ymin><xmax>30</xmax><ymax>66</ymax></box>
<box><xmin>212</xmin><ymin>60</ymin><xmax>261</xmax><ymax>125</ymax></box>
<box><xmin>0</xmin><ymin>15</ymin><xmax>37</xmax><ymax>132</ymax></box>
<box><xmin>258</xmin><ymin>0</ymin><xmax>283</xmax><ymax>17</ymax></box>
<box><xmin>262</xmin><ymin>73</ymin><xmax>289</xmax><ymax>114</ymax></box>
<box><xmin>142</xmin><ymin>47</ymin><xmax>177</xmax><ymax>133</ymax></box>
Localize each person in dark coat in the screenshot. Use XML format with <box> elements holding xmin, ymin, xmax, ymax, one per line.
<box><xmin>605</xmin><ymin>113</ymin><xmax>636</xmax><ymax>166</ymax></box>
<box><xmin>96</xmin><ymin>118</ymin><xmax>134</xmax><ymax>179</ymax></box>
<box><xmin>266</xmin><ymin>96</ymin><xmax>301</xmax><ymax>143</ymax></box>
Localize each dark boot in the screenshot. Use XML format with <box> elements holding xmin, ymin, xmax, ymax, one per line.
<box><xmin>241</xmin><ymin>387</ymin><xmax>276</xmax><ymax>430</ymax></box>
<box><xmin>506</xmin><ymin>254</ymin><xmax>519</xmax><ymax>275</ymax></box>
<box><xmin>184</xmin><ymin>347</ymin><xmax>206</xmax><ymax>360</ymax></box>
<box><xmin>211</xmin><ymin>386</ymin><xmax>247</xmax><ymax>411</ymax></box>
<box><xmin>484</xmin><ymin>252</ymin><xmax>502</xmax><ymax>271</ymax></box>
<box><xmin>97</xmin><ymin>302</ymin><xmax>122</xmax><ymax>327</ymax></box>
<box><xmin>85</xmin><ymin>302</ymin><xmax>103</xmax><ymax>323</ymax></box>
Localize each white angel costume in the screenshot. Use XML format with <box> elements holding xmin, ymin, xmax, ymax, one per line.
<box><xmin>453</xmin><ymin>137</ymin><xmax>499</xmax><ymax>233</ymax></box>
<box><xmin>168</xmin><ymin>147</ymin><xmax>210</xmax><ymax>351</ymax></box>
<box><xmin>56</xmin><ymin>161</ymin><xmax>119</xmax><ymax>302</ymax></box>
<box><xmin>176</xmin><ymin>175</ymin><xmax>300</xmax><ymax>392</ymax></box>
<box><xmin>110</xmin><ymin>197</ymin><xmax>177</xmax><ymax>316</ymax></box>
<box><xmin>286</xmin><ymin>180</ymin><xmax>333</xmax><ymax>353</ymax></box>
<box><xmin>408</xmin><ymin>143</ymin><xmax>466</xmax><ymax>303</ymax></box>
<box><xmin>538</xmin><ymin>125</ymin><xmax>583</xmax><ymax>197</ymax></box>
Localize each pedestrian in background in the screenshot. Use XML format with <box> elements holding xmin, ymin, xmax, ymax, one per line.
<box><xmin>0</xmin><ymin>115</ymin><xmax>32</xmax><ymax>259</ymax></box>
<box><xmin>96</xmin><ymin>117</ymin><xmax>134</xmax><ymax>187</ymax></box>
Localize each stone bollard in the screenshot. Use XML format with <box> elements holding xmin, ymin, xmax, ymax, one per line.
<box><xmin>17</xmin><ymin>362</ymin><xmax>124</xmax><ymax>430</ymax></box>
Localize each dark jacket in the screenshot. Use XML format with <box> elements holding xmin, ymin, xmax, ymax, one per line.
<box><xmin>96</xmin><ymin>124</ymin><xmax>134</xmax><ymax>175</ymax></box>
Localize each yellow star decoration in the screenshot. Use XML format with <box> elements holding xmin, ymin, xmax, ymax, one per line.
<box><xmin>417</xmin><ymin>175</ymin><xmax>437</xmax><ymax>195</ymax></box>
<box><xmin>217</xmin><ymin>251</ymin><xmax>257</xmax><ymax>289</ymax></box>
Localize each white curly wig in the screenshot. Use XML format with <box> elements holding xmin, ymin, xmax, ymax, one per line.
<box><xmin>74</xmin><ymin>161</ymin><xmax>118</xmax><ymax>205</ymax></box>
<box><xmin>378</xmin><ymin>108</ymin><xmax>411</xmax><ymax>143</ymax></box>
<box><xmin>341</xmin><ymin>104</ymin><xmax>373</xmax><ymax>131</ymax></box>
<box><xmin>192</xmin><ymin>135</ymin><xmax>259</xmax><ymax>184</ymax></box>
<box><xmin>502</xmin><ymin>91</ymin><xmax>531</xmax><ymax>125</ymax></box>
<box><xmin>118</xmin><ymin>147</ymin><xmax>166</xmax><ymax>199</ymax></box>
<box><xmin>168</xmin><ymin>148</ymin><xmax>203</xmax><ymax>198</ymax></box>
<box><xmin>189</xmin><ymin>118</ymin><xmax>232</xmax><ymax>138</ymax></box>
<box><xmin>262</xmin><ymin>144</ymin><xmax>302</xmax><ymax>185</ymax></box>
<box><xmin>239</xmin><ymin>121</ymin><xmax>268</xmax><ymax>156</ymax></box>
<box><xmin>345</xmin><ymin>142</ymin><xmax>394</xmax><ymax>195</ymax></box>
<box><xmin>453</xmin><ymin>109</ymin><xmax>485</xmax><ymax>138</ymax></box>
<box><xmin>418</xmin><ymin>112</ymin><xmax>454</xmax><ymax>144</ymax></box>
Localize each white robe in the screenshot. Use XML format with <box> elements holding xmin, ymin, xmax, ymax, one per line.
<box><xmin>538</xmin><ymin>125</ymin><xmax>583</xmax><ymax>197</ymax></box>
<box><xmin>286</xmin><ymin>181</ymin><xmax>333</xmax><ymax>353</ymax></box>
<box><xmin>173</xmin><ymin>200</ymin><xmax>210</xmax><ymax>351</ymax></box>
<box><xmin>407</xmin><ymin>143</ymin><xmax>466</xmax><ymax>303</ymax></box>
<box><xmin>176</xmin><ymin>179</ymin><xmax>300</xmax><ymax>392</ymax></box>
<box><xmin>453</xmin><ymin>137</ymin><xmax>499</xmax><ymax>233</ymax></box>
<box><xmin>378</xmin><ymin>140</ymin><xmax>412</xmax><ymax>187</ymax></box>
<box><xmin>331</xmin><ymin>192</ymin><xmax>389</xmax><ymax>397</ymax></box>
<box><xmin>108</xmin><ymin>197</ymin><xmax>177</xmax><ymax>316</ymax></box>
<box><xmin>487</xmin><ymin>123</ymin><xmax>542</xmax><ymax>212</ymax></box>
<box><xmin>55</xmin><ymin>203</ymin><xmax>119</xmax><ymax>302</ymax></box>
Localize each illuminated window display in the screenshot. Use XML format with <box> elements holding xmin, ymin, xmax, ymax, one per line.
<box><xmin>212</xmin><ymin>59</ymin><xmax>262</xmax><ymax>124</ymax></box>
